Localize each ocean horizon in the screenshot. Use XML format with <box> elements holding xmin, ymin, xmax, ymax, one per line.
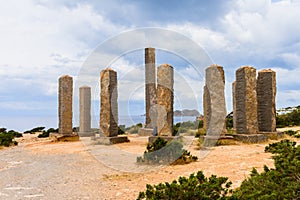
<box><xmin>118</xmin><ymin>115</ymin><xmax>197</xmax><ymax>127</ymax></box>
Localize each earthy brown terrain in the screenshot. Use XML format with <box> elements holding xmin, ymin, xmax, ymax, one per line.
<box><xmin>0</xmin><ymin>128</ymin><xmax>299</xmax><ymax>200</ymax></box>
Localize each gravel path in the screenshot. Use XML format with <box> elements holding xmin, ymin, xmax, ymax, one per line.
<box><xmin>0</xmin><ymin>132</ymin><xmax>299</xmax><ymax>200</ymax></box>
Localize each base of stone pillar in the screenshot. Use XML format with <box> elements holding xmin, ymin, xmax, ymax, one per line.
<box><xmin>231</xmin><ymin>134</ymin><xmax>268</xmax><ymax>143</ymax></box>
<box><xmin>148</xmin><ymin>136</ymin><xmax>180</xmax><ymax>144</ymax></box>
<box><xmin>78</xmin><ymin>132</ymin><xmax>95</xmax><ymax>137</ymax></box>
<box><xmin>50</xmin><ymin>133</ymin><xmax>79</xmax><ymax>142</ymax></box>
<box><xmin>92</xmin><ymin>135</ymin><xmax>129</xmax><ymax>145</ymax></box>
<box><xmin>259</xmin><ymin>131</ymin><xmax>284</xmax><ymax>140</ymax></box>
<box><xmin>202</xmin><ymin>135</ymin><xmax>237</xmax><ymax>146</ymax></box>
<box><xmin>138</xmin><ymin>128</ymin><xmax>153</xmax><ymax>136</ymax></box>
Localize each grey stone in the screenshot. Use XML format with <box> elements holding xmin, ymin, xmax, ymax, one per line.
<box><xmin>79</xmin><ymin>85</ymin><xmax>91</xmax><ymax>136</ymax></box>
<box><xmin>257</xmin><ymin>69</ymin><xmax>276</xmax><ymax>132</ymax></box>
<box><xmin>204</xmin><ymin>64</ymin><xmax>227</xmax><ymax>136</ymax></box>
<box><xmin>156</xmin><ymin>64</ymin><xmax>174</xmax><ymax>136</ymax></box>
<box><xmin>232</xmin><ymin>81</ymin><xmax>237</xmax><ymax>130</ymax></box>
<box><xmin>145</xmin><ymin>47</ymin><xmax>156</xmax><ymax>128</ymax></box>
<box><xmin>58</xmin><ymin>75</ymin><xmax>73</xmax><ymax>135</ymax></box>
<box><xmin>235</xmin><ymin>66</ymin><xmax>258</xmax><ymax>134</ymax></box>
<box><xmin>100</xmin><ymin>68</ymin><xmax>118</xmax><ymax>137</ymax></box>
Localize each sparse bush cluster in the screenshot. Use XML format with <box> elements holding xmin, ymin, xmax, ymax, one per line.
<box><xmin>138</xmin><ymin>140</ymin><xmax>300</xmax><ymax>200</ymax></box>
<box><xmin>137</xmin><ymin>171</ymin><xmax>232</xmax><ymax>200</ymax></box>
<box><xmin>0</xmin><ymin>128</ymin><xmax>22</xmax><ymax>147</ymax></box>
<box><xmin>125</xmin><ymin>123</ymin><xmax>143</xmax><ymax>134</ymax></box>
<box><xmin>137</xmin><ymin>137</ymin><xmax>197</xmax><ymax>165</ymax></box>
<box><xmin>174</xmin><ymin>120</ymin><xmax>203</xmax><ymax>136</ymax></box>
<box><xmin>24</xmin><ymin>126</ymin><xmax>45</xmax><ymax>134</ymax></box>
<box><xmin>283</xmin><ymin>130</ymin><xmax>300</xmax><ymax>138</ymax></box>
<box><xmin>38</xmin><ymin>128</ymin><xmax>58</xmax><ymax>138</ymax></box>
<box><xmin>276</xmin><ymin>107</ymin><xmax>300</xmax><ymax>128</ymax></box>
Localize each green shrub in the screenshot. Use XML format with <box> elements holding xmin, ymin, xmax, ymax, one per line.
<box><xmin>137</xmin><ymin>171</ymin><xmax>232</xmax><ymax>200</ymax></box>
<box><xmin>231</xmin><ymin>140</ymin><xmax>300</xmax><ymax>199</ymax></box>
<box><xmin>283</xmin><ymin>130</ymin><xmax>300</xmax><ymax>138</ymax></box>
<box><xmin>137</xmin><ymin>137</ymin><xmax>197</xmax><ymax>165</ymax></box>
<box><xmin>24</xmin><ymin>126</ymin><xmax>45</xmax><ymax>134</ymax></box>
<box><xmin>38</xmin><ymin>128</ymin><xmax>58</xmax><ymax>138</ymax></box>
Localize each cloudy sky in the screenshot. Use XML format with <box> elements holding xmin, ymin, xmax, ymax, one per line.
<box><xmin>1</xmin><ymin>0</ymin><xmax>300</xmax><ymax>131</ymax></box>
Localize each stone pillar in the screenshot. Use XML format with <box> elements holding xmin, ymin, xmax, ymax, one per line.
<box><xmin>203</xmin><ymin>85</ymin><xmax>210</xmax><ymax>131</ymax></box>
<box><xmin>205</xmin><ymin>64</ymin><xmax>227</xmax><ymax>136</ymax></box>
<box><xmin>79</xmin><ymin>85</ymin><xmax>91</xmax><ymax>135</ymax></box>
<box><xmin>232</xmin><ymin>81</ymin><xmax>237</xmax><ymax>130</ymax></box>
<box><xmin>156</xmin><ymin>64</ymin><xmax>173</xmax><ymax>136</ymax></box>
<box><xmin>58</xmin><ymin>75</ymin><xmax>73</xmax><ymax>135</ymax></box>
<box><xmin>235</xmin><ymin>66</ymin><xmax>258</xmax><ymax>134</ymax></box>
<box><xmin>257</xmin><ymin>69</ymin><xmax>276</xmax><ymax>132</ymax></box>
<box><xmin>145</xmin><ymin>47</ymin><xmax>156</xmax><ymax>128</ymax></box>
<box><xmin>100</xmin><ymin>68</ymin><xmax>118</xmax><ymax>137</ymax></box>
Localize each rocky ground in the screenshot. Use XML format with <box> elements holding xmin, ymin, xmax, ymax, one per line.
<box><xmin>0</xmin><ymin>128</ymin><xmax>299</xmax><ymax>200</ymax></box>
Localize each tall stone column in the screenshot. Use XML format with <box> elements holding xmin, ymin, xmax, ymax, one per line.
<box><xmin>145</xmin><ymin>47</ymin><xmax>156</xmax><ymax>128</ymax></box>
<box><xmin>203</xmin><ymin>85</ymin><xmax>210</xmax><ymax>131</ymax></box>
<box><xmin>257</xmin><ymin>69</ymin><xmax>276</xmax><ymax>132</ymax></box>
<box><xmin>204</xmin><ymin>64</ymin><xmax>227</xmax><ymax>136</ymax></box>
<box><xmin>235</xmin><ymin>66</ymin><xmax>258</xmax><ymax>134</ymax></box>
<box><xmin>58</xmin><ymin>75</ymin><xmax>73</xmax><ymax>135</ymax></box>
<box><xmin>156</xmin><ymin>64</ymin><xmax>174</xmax><ymax>136</ymax></box>
<box><xmin>100</xmin><ymin>68</ymin><xmax>118</xmax><ymax>137</ymax></box>
<box><xmin>232</xmin><ymin>81</ymin><xmax>237</xmax><ymax>130</ymax></box>
<box><xmin>79</xmin><ymin>85</ymin><xmax>91</xmax><ymax>135</ymax></box>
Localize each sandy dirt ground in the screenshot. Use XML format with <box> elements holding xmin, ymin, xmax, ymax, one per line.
<box><xmin>0</xmin><ymin>128</ymin><xmax>299</xmax><ymax>200</ymax></box>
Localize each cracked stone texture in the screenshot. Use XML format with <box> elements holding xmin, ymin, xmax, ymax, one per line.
<box><xmin>100</xmin><ymin>68</ymin><xmax>118</xmax><ymax>137</ymax></box>
<box><xmin>203</xmin><ymin>85</ymin><xmax>210</xmax><ymax>131</ymax></box>
<box><xmin>235</xmin><ymin>66</ymin><xmax>258</xmax><ymax>134</ymax></box>
<box><xmin>79</xmin><ymin>85</ymin><xmax>91</xmax><ymax>134</ymax></box>
<box><xmin>156</xmin><ymin>64</ymin><xmax>173</xmax><ymax>136</ymax></box>
<box><xmin>58</xmin><ymin>75</ymin><xmax>73</xmax><ymax>135</ymax></box>
<box><xmin>204</xmin><ymin>64</ymin><xmax>227</xmax><ymax>136</ymax></box>
<box><xmin>257</xmin><ymin>69</ymin><xmax>277</xmax><ymax>132</ymax></box>
<box><xmin>145</xmin><ymin>47</ymin><xmax>156</xmax><ymax>128</ymax></box>
<box><xmin>232</xmin><ymin>81</ymin><xmax>237</xmax><ymax>130</ymax></box>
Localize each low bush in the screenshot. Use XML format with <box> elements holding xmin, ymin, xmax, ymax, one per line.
<box><xmin>24</xmin><ymin>126</ymin><xmax>45</xmax><ymax>134</ymax></box>
<box><xmin>38</xmin><ymin>128</ymin><xmax>58</xmax><ymax>138</ymax></box>
<box><xmin>283</xmin><ymin>130</ymin><xmax>300</xmax><ymax>138</ymax></box>
<box><xmin>0</xmin><ymin>128</ymin><xmax>20</xmax><ymax>147</ymax></box>
<box><xmin>137</xmin><ymin>171</ymin><xmax>232</xmax><ymax>200</ymax></box>
<box><xmin>137</xmin><ymin>137</ymin><xmax>197</xmax><ymax>165</ymax></box>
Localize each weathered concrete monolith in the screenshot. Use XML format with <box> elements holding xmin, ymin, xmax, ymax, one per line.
<box><xmin>257</xmin><ymin>69</ymin><xmax>276</xmax><ymax>132</ymax></box>
<box><xmin>235</xmin><ymin>66</ymin><xmax>258</xmax><ymax>134</ymax></box>
<box><xmin>203</xmin><ymin>85</ymin><xmax>210</xmax><ymax>131</ymax></box>
<box><xmin>79</xmin><ymin>85</ymin><xmax>91</xmax><ymax>136</ymax></box>
<box><xmin>58</xmin><ymin>75</ymin><xmax>73</xmax><ymax>135</ymax></box>
<box><xmin>204</xmin><ymin>64</ymin><xmax>227</xmax><ymax>136</ymax></box>
<box><xmin>100</xmin><ymin>68</ymin><xmax>118</xmax><ymax>137</ymax></box>
<box><xmin>145</xmin><ymin>47</ymin><xmax>156</xmax><ymax>128</ymax></box>
<box><xmin>156</xmin><ymin>64</ymin><xmax>173</xmax><ymax>136</ymax></box>
<box><xmin>232</xmin><ymin>81</ymin><xmax>237</xmax><ymax>130</ymax></box>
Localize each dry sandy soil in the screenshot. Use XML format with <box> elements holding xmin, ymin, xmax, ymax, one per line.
<box><xmin>0</xmin><ymin>128</ymin><xmax>299</xmax><ymax>200</ymax></box>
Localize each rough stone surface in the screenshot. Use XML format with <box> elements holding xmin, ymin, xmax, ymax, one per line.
<box><xmin>138</xmin><ymin>128</ymin><xmax>153</xmax><ymax>136</ymax></box>
<box><xmin>204</xmin><ymin>64</ymin><xmax>227</xmax><ymax>136</ymax></box>
<box><xmin>100</xmin><ymin>68</ymin><xmax>118</xmax><ymax>137</ymax></box>
<box><xmin>93</xmin><ymin>136</ymin><xmax>129</xmax><ymax>145</ymax></box>
<box><xmin>203</xmin><ymin>85</ymin><xmax>210</xmax><ymax>131</ymax></box>
<box><xmin>156</xmin><ymin>64</ymin><xmax>174</xmax><ymax>136</ymax></box>
<box><xmin>232</xmin><ymin>81</ymin><xmax>237</xmax><ymax>130</ymax></box>
<box><xmin>235</xmin><ymin>66</ymin><xmax>258</xmax><ymax>134</ymax></box>
<box><xmin>58</xmin><ymin>75</ymin><xmax>73</xmax><ymax>135</ymax></box>
<box><xmin>257</xmin><ymin>69</ymin><xmax>276</xmax><ymax>132</ymax></box>
<box><xmin>145</xmin><ymin>47</ymin><xmax>156</xmax><ymax>128</ymax></box>
<box><xmin>79</xmin><ymin>85</ymin><xmax>91</xmax><ymax>136</ymax></box>
<box><xmin>232</xmin><ymin>134</ymin><xmax>268</xmax><ymax>143</ymax></box>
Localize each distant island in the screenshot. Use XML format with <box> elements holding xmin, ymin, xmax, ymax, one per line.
<box><xmin>174</xmin><ymin>109</ymin><xmax>200</xmax><ymax>116</ymax></box>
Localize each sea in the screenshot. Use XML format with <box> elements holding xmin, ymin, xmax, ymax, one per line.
<box><xmin>119</xmin><ymin>115</ymin><xmax>196</xmax><ymax>127</ymax></box>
